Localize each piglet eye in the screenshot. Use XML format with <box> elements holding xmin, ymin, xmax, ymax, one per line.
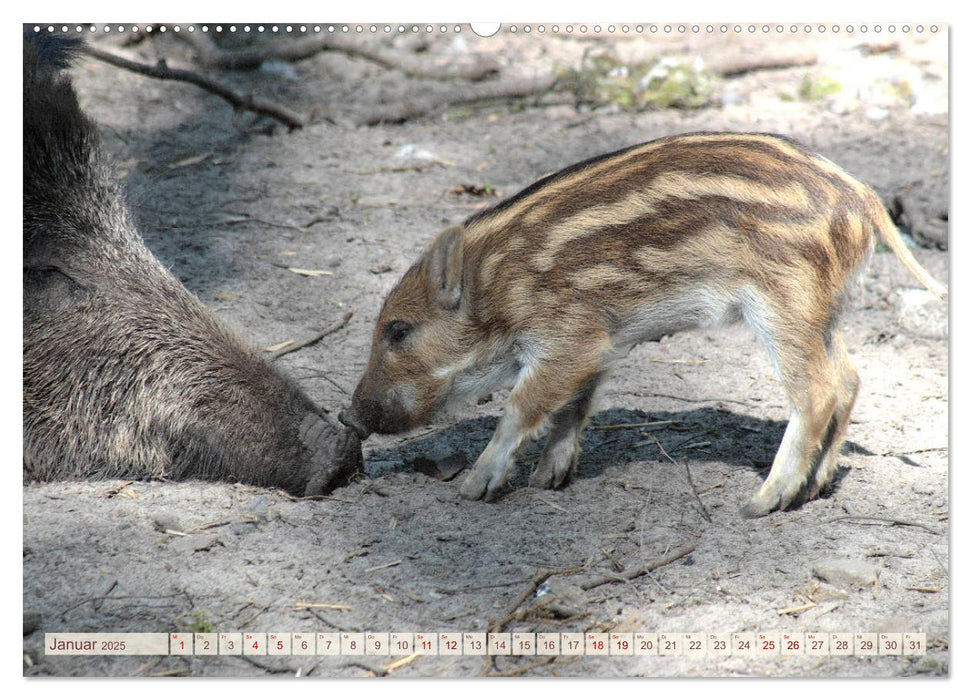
<box><xmin>384</xmin><ymin>319</ymin><xmax>413</xmax><ymax>346</ymax></box>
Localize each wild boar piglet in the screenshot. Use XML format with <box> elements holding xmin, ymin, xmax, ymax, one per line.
<box><xmin>340</xmin><ymin>132</ymin><xmax>945</xmax><ymax>517</ymax></box>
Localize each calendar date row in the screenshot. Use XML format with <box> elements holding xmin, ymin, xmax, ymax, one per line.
<box><xmin>46</xmin><ymin>632</ymin><xmax>926</xmax><ymax>657</ymax></box>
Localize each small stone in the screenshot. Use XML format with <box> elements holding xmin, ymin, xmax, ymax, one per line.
<box><xmin>394</xmin><ymin>144</ymin><xmax>437</xmax><ymax>161</ymax></box>
<box><xmin>169</xmin><ymin>535</ymin><xmax>222</xmax><ymax>556</ymax></box>
<box><xmin>408</xmin><ymin>452</ymin><xmax>468</xmax><ymax>481</ymax></box>
<box><xmin>535</xmin><ymin>579</ymin><xmax>587</xmax><ymax>619</ymax></box>
<box><xmin>812</xmin><ymin>558</ymin><xmax>879</xmax><ymax>589</ymax></box>
<box><xmin>152</xmin><ymin>513</ymin><xmax>183</xmax><ymax>534</ymax></box>
<box><xmin>23</xmin><ymin>612</ymin><xmax>41</xmax><ymax>636</ymax></box>
<box><xmin>874</xmin><ymin>615</ymin><xmax>911</xmax><ymax>633</ymax></box>
<box><xmin>811</xmin><ymin>583</ymin><xmax>849</xmax><ymax>602</ymax></box>
<box><xmin>896</xmin><ymin>289</ymin><xmax>948</xmax><ymax>340</ymax></box>
<box><xmin>230</xmin><ymin>522</ymin><xmax>258</xmax><ymax>537</ymax></box>
<box><xmin>722</xmin><ymin>89</ymin><xmax>745</xmax><ymax>105</ymax></box>
<box><xmin>259</xmin><ymin>59</ymin><xmax>299</xmax><ymax>81</ymax></box>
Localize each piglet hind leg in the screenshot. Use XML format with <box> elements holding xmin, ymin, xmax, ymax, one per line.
<box><xmin>740</xmin><ymin>328</ymin><xmax>845</xmax><ymax>518</ymax></box>
<box><xmin>528</xmin><ymin>376</ymin><xmax>601</xmax><ymax>490</ymax></box>
<box><xmin>806</xmin><ymin>332</ymin><xmax>860</xmax><ymax>500</ymax></box>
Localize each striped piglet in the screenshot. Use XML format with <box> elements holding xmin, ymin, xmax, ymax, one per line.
<box><xmin>340</xmin><ymin>132</ymin><xmax>945</xmax><ymax>517</ymax></box>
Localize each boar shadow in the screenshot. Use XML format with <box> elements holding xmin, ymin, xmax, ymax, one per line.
<box><xmin>364</xmin><ymin>405</ymin><xmax>872</xmax><ymax>494</ymax></box>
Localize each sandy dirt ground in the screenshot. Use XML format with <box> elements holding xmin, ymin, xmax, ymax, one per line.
<box><xmin>22</xmin><ymin>24</ymin><xmax>949</xmax><ymax>678</ymax></box>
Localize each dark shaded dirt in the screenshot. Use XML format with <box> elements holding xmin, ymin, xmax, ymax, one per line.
<box><xmin>23</xmin><ymin>26</ymin><xmax>948</xmax><ymax>678</ymax></box>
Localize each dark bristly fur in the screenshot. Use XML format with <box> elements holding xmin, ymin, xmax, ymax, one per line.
<box><xmin>341</xmin><ymin>131</ymin><xmax>945</xmax><ymax>517</ymax></box>
<box><xmin>23</xmin><ymin>33</ymin><xmax>362</xmax><ymax>494</ymax></box>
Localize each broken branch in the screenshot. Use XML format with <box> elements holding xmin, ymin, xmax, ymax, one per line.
<box><xmin>268</xmin><ymin>310</ymin><xmax>354</xmax><ymax>360</ymax></box>
<box><xmin>579</xmin><ymin>542</ymin><xmax>696</xmax><ymax>591</ymax></box>
<box><xmin>180</xmin><ymin>30</ymin><xmax>499</xmax><ymax>81</ymax></box>
<box><xmin>80</xmin><ymin>43</ymin><xmax>309</xmax><ymax>129</ymax></box>
<box><xmin>650</xmin><ymin>436</ymin><xmax>712</xmax><ymax>522</ymax></box>
<box><xmin>824</xmin><ymin>514</ymin><xmax>942</xmax><ymax>536</ymax></box>
<box><xmin>355</xmin><ymin>74</ymin><xmax>560</xmax><ymax>125</ymax></box>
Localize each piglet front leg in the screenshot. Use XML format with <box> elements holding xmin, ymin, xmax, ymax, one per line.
<box><xmin>459</xmin><ymin>403</ymin><xmax>534</xmax><ymax>501</ymax></box>
<box><xmin>460</xmin><ymin>331</ymin><xmax>610</xmax><ymax>501</ymax></box>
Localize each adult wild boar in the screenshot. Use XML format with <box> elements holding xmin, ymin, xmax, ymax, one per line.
<box><xmin>23</xmin><ymin>33</ymin><xmax>361</xmax><ymax>495</ymax></box>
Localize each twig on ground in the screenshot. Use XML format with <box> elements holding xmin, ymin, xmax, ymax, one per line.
<box><xmin>633</xmin><ymin>390</ymin><xmax>754</xmax><ymax>407</ymax></box>
<box><xmin>274</xmin><ymin>489</ymin><xmax>357</xmax><ymax>504</ymax></box>
<box><xmin>682</xmin><ymin>460</ymin><xmax>712</xmax><ymax>522</ymax></box>
<box><xmin>80</xmin><ymin>43</ymin><xmax>309</xmax><ymax>129</ymax></box>
<box><xmin>295</xmin><ymin>371</ymin><xmax>352</xmax><ymax>397</ymax></box>
<box><xmin>146</xmin><ymin>668</ymin><xmax>191</xmax><ymax>677</ymax></box>
<box><xmin>578</xmin><ymin>542</ymin><xmax>696</xmax><ymax>591</ymax></box>
<box><xmin>179</xmin><ymin>30</ymin><xmax>500</xmax><ymax>81</ymax></box>
<box><xmin>268</xmin><ymin>311</ymin><xmax>354</xmax><ymax>360</ymax></box>
<box><xmin>383</xmin><ymin>653</ymin><xmax>419</xmax><ymax>674</ymax></box>
<box><xmin>532</xmin><ymin>494</ymin><xmax>571</xmax><ymax>514</ymax></box>
<box><xmin>708</xmin><ymin>49</ymin><xmax>820</xmax><ymax>77</ymax></box>
<box><xmin>777</xmin><ymin>602</ymin><xmax>817</xmax><ymax>616</ymax></box>
<box><xmin>239</xmin><ymin>656</ymin><xmax>294</xmax><ymax>675</ymax></box>
<box><xmin>363</xmin><ymin>559</ymin><xmax>403</xmax><ymax>573</ymax></box>
<box><xmin>488</xmin><ymin>564</ymin><xmax>591</xmax><ymax>635</ymax></box>
<box><xmin>189</xmin><ymin>518</ymin><xmax>251</xmax><ymax>533</ymax></box>
<box><xmin>439</xmin><ymin>579</ymin><xmax>529</xmax><ymax>594</ymax></box>
<box><xmin>880</xmin><ymin>447</ymin><xmax>948</xmax><ymax>456</ymax></box>
<box><xmin>356</xmin><ymin>74</ymin><xmax>560</xmax><ymax>125</ymax></box>
<box><xmin>293</xmin><ymin>602</ymin><xmax>354</xmax><ymax>611</ymax></box>
<box><xmin>57</xmin><ymin>593</ymin><xmax>186</xmax><ymax>622</ymax></box>
<box><xmin>221</xmin><ymin>216</ymin><xmax>314</xmax><ymax>233</ymax></box>
<box><xmin>646</xmin><ymin>358</ymin><xmax>710</xmax><ymax>365</ymax></box>
<box><xmin>103</xmin><ymin>481</ymin><xmax>135</xmax><ymax>497</ymax></box>
<box><xmin>824</xmin><ymin>514</ymin><xmax>942</xmax><ymax>536</ymax></box>
<box><xmin>484</xmin><ymin>657</ymin><xmax>559</xmax><ymax>677</ymax></box>
<box><xmin>591</xmin><ymin>420</ymin><xmax>677</xmax><ymax>431</ymax></box>
<box><xmin>650</xmin><ymin>436</ymin><xmax>712</xmax><ymax>522</ymax></box>
<box><xmin>237</xmin><ymin>604</ymin><xmax>270</xmax><ymax>629</ymax></box>
<box><xmin>177</xmin><ymin>30</ymin><xmax>330</xmax><ymax>69</ymax></box>
<box><xmin>305</xmin><ymin>608</ymin><xmax>359</xmax><ymax>632</ymax></box>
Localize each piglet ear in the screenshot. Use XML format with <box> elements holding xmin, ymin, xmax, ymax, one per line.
<box><xmin>427</xmin><ymin>225</ymin><xmax>465</xmax><ymax>311</ymax></box>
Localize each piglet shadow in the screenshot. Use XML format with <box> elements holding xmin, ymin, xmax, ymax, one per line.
<box><xmin>364</xmin><ymin>406</ymin><xmax>870</xmax><ymax>491</ymax></box>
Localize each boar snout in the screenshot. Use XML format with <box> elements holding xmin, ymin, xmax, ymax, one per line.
<box><xmin>302</xmin><ymin>412</ymin><xmax>364</xmax><ymax>495</ymax></box>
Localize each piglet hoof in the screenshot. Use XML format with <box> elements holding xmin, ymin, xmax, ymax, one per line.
<box><xmin>739</xmin><ymin>481</ymin><xmax>785</xmax><ymax>518</ymax></box>
<box><xmin>459</xmin><ymin>470</ymin><xmax>490</xmax><ymax>501</ymax></box>
<box><xmin>299</xmin><ymin>412</ymin><xmax>364</xmax><ymax>497</ymax></box>
<box><xmin>740</xmin><ymin>482</ymin><xmax>803</xmax><ymax>519</ymax></box>
<box><xmin>528</xmin><ymin>463</ymin><xmax>555</xmax><ymax>490</ymax></box>
<box><xmin>739</xmin><ymin>497</ymin><xmax>774</xmax><ymax>519</ymax></box>
<box><xmin>460</xmin><ymin>465</ymin><xmax>510</xmax><ymax>501</ymax></box>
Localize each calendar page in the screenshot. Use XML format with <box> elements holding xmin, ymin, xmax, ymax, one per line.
<box><xmin>22</xmin><ymin>4</ymin><xmax>950</xmax><ymax>682</ymax></box>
